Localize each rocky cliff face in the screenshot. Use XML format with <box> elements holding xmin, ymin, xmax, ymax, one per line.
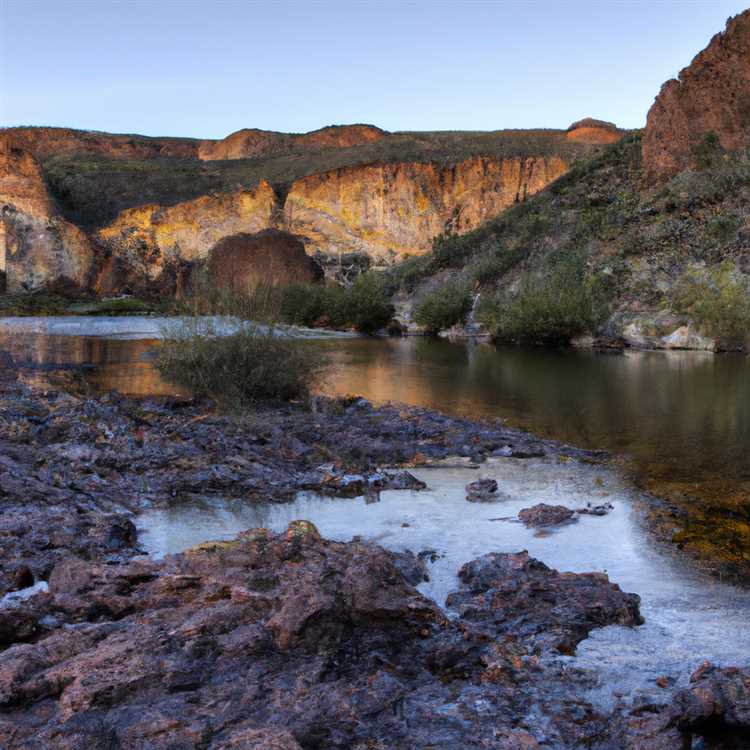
<box><xmin>0</xmin><ymin>135</ymin><xmax>93</xmax><ymax>292</ymax></box>
<box><xmin>642</xmin><ymin>9</ymin><xmax>750</xmax><ymax>184</ymax></box>
<box><xmin>87</xmin><ymin>155</ymin><xmax>568</xmax><ymax>290</ymax></box>
<box><xmin>285</xmin><ymin>155</ymin><xmax>569</xmax><ymax>259</ymax></box>
<box><xmin>94</xmin><ymin>182</ymin><xmax>277</xmax><ymax>295</ymax></box>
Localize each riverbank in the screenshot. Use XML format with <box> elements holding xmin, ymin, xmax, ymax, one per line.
<box><xmin>1</xmin><ymin>359</ymin><xmax>750</xmax><ymax>747</ymax></box>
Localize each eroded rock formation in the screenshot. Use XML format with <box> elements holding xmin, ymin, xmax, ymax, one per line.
<box><xmin>643</xmin><ymin>9</ymin><xmax>750</xmax><ymax>184</ymax></box>
<box><xmin>207</xmin><ymin>229</ymin><xmax>323</xmax><ymax>291</ymax></box>
<box><xmin>94</xmin><ymin>182</ymin><xmax>277</xmax><ymax>295</ymax></box>
<box><xmin>0</xmin><ymin>135</ymin><xmax>93</xmax><ymax>292</ymax></box>
<box><xmin>285</xmin><ymin>156</ymin><xmax>569</xmax><ymax>259</ymax></box>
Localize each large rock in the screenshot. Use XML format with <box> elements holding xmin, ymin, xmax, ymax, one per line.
<box><xmin>446</xmin><ymin>551</ymin><xmax>643</xmax><ymax>654</ymax></box>
<box><xmin>619</xmin><ymin>662</ymin><xmax>750</xmax><ymax>748</ymax></box>
<box><xmin>0</xmin><ymin>135</ymin><xmax>93</xmax><ymax>292</ymax></box>
<box><xmin>207</xmin><ymin>229</ymin><xmax>323</xmax><ymax>292</ymax></box>
<box><xmin>643</xmin><ymin>10</ymin><xmax>750</xmax><ymax>184</ymax></box>
<box><xmin>0</xmin><ymin>523</ymin><xmax>648</xmax><ymax>750</ymax></box>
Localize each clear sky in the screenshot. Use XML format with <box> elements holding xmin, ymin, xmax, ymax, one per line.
<box><xmin>1</xmin><ymin>0</ymin><xmax>747</xmax><ymax>138</ymax></box>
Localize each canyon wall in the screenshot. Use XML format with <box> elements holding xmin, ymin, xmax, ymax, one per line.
<box><xmin>0</xmin><ymin>135</ymin><xmax>93</xmax><ymax>292</ymax></box>
<box><xmin>642</xmin><ymin>9</ymin><xmax>750</xmax><ymax>184</ymax></box>
<box><xmin>0</xmin><ymin>121</ymin><xmax>621</xmax><ymax>294</ymax></box>
<box><xmin>89</xmin><ymin>155</ymin><xmax>569</xmax><ymax>289</ymax></box>
<box><xmin>285</xmin><ymin>156</ymin><xmax>569</xmax><ymax>259</ymax></box>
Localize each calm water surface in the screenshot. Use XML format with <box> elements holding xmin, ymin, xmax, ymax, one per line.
<box><xmin>1</xmin><ymin>327</ymin><xmax>748</xmax><ymax>489</ymax></box>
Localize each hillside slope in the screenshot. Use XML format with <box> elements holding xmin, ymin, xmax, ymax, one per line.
<box><xmin>395</xmin><ymin>10</ymin><xmax>750</xmax><ymax>352</ymax></box>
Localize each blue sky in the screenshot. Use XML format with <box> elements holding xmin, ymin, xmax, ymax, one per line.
<box><xmin>1</xmin><ymin>0</ymin><xmax>747</xmax><ymax>138</ymax></box>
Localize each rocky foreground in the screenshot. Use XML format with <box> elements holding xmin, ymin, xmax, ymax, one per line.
<box><xmin>1</xmin><ymin>365</ymin><xmax>750</xmax><ymax>748</ymax></box>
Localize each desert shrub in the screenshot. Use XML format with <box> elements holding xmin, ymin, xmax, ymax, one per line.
<box><xmin>156</xmin><ymin>320</ymin><xmax>326</xmax><ymax>407</ymax></box>
<box><xmin>706</xmin><ymin>214</ymin><xmax>740</xmax><ymax>245</ymax></box>
<box><xmin>342</xmin><ymin>273</ymin><xmax>394</xmax><ymax>333</ymax></box>
<box><xmin>280</xmin><ymin>273</ymin><xmax>393</xmax><ymax>333</ymax></box>
<box><xmin>413</xmin><ymin>281</ymin><xmax>473</xmax><ymax>334</ymax></box>
<box><xmin>692</xmin><ymin>131</ymin><xmax>724</xmax><ymax>171</ymax></box>
<box><xmin>279</xmin><ymin>284</ymin><xmax>328</xmax><ymax>327</ymax></box>
<box><xmin>670</xmin><ymin>261</ymin><xmax>750</xmax><ymax>349</ymax></box>
<box><xmin>182</xmin><ymin>269</ymin><xmax>283</xmax><ymax>322</ymax></box>
<box><xmin>469</xmin><ymin>247</ymin><xmax>527</xmax><ymax>286</ymax></box>
<box><xmin>479</xmin><ymin>251</ymin><xmax>610</xmax><ymax>345</ymax></box>
<box><xmin>382</xmin><ymin>255</ymin><xmax>431</xmax><ymax>294</ymax></box>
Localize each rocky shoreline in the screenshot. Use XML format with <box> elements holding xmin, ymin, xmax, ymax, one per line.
<box><xmin>1</xmin><ymin>363</ymin><xmax>749</xmax><ymax>748</ymax></box>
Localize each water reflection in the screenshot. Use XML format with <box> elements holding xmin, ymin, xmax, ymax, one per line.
<box><xmin>0</xmin><ymin>332</ymin><xmax>184</xmax><ymax>397</ymax></box>
<box><xmin>319</xmin><ymin>338</ymin><xmax>750</xmax><ymax>487</ymax></box>
<box><xmin>1</xmin><ymin>330</ymin><xmax>748</xmax><ymax>488</ymax></box>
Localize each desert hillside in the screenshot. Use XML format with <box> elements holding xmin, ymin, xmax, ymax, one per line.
<box><xmin>0</xmin><ymin>121</ymin><xmax>621</xmax><ymax>294</ymax></box>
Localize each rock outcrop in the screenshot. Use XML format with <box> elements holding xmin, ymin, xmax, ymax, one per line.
<box><xmin>2</xmin><ymin>126</ymin><xmax>200</xmax><ymax>161</ymax></box>
<box><xmin>566</xmin><ymin>118</ymin><xmax>623</xmax><ymax>144</ymax></box>
<box><xmin>207</xmin><ymin>229</ymin><xmax>323</xmax><ymax>291</ymax></box>
<box><xmin>285</xmin><ymin>156</ymin><xmax>569</xmax><ymax>259</ymax></box>
<box><xmin>198</xmin><ymin>124</ymin><xmax>386</xmax><ymax>161</ymax></box>
<box><xmin>642</xmin><ymin>9</ymin><xmax>750</xmax><ymax>184</ymax></box>
<box><xmin>94</xmin><ymin>182</ymin><xmax>277</xmax><ymax>295</ymax></box>
<box><xmin>0</xmin><ymin>522</ymin><xmax>645</xmax><ymax>749</ymax></box>
<box><xmin>0</xmin><ymin>135</ymin><xmax>93</xmax><ymax>292</ymax></box>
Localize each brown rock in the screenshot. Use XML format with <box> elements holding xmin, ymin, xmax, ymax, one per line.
<box><xmin>566</xmin><ymin>118</ymin><xmax>624</xmax><ymax>145</ymax></box>
<box><xmin>0</xmin><ymin>134</ymin><xmax>94</xmax><ymax>292</ymax></box>
<box><xmin>198</xmin><ymin>123</ymin><xmax>385</xmax><ymax>161</ymax></box>
<box><xmin>518</xmin><ymin>503</ymin><xmax>576</xmax><ymax>527</ymax></box>
<box><xmin>207</xmin><ymin>229</ymin><xmax>323</xmax><ymax>292</ymax></box>
<box><xmin>642</xmin><ymin>9</ymin><xmax>750</xmax><ymax>183</ymax></box>
<box><xmin>447</xmin><ymin>550</ymin><xmax>643</xmax><ymax>654</ymax></box>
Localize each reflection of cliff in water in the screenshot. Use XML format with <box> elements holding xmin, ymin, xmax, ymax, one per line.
<box><xmin>1</xmin><ymin>329</ymin><xmax>748</xmax><ymax>490</ymax></box>
<box><xmin>321</xmin><ymin>338</ymin><xmax>750</xmax><ymax>488</ymax></box>
<box><xmin>0</xmin><ymin>333</ymin><xmax>185</xmax><ymax>397</ymax></box>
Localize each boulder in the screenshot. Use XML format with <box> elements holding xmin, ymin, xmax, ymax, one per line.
<box><xmin>207</xmin><ymin>228</ymin><xmax>323</xmax><ymax>292</ymax></box>
<box><xmin>466</xmin><ymin>478</ymin><xmax>499</xmax><ymax>502</ymax></box>
<box><xmin>446</xmin><ymin>550</ymin><xmax>643</xmax><ymax>654</ymax></box>
<box><xmin>518</xmin><ymin>503</ymin><xmax>576</xmax><ymax>527</ymax></box>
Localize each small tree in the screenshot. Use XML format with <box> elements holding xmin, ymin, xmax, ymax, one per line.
<box><xmin>413</xmin><ymin>281</ymin><xmax>473</xmax><ymax>334</ymax></box>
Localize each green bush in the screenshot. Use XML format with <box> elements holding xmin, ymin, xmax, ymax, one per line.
<box><xmin>280</xmin><ymin>273</ymin><xmax>393</xmax><ymax>334</ymax></box>
<box><xmin>413</xmin><ymin>281</ymin><xmax>473</xmax><ymax>334</ymax></box>
<box><xmin>706</xmin><ymin>214</ymin><xmax>740</xmax><ymax>245</ymax></box>
<box><xmin>343</xmin><ymin>273</ymin><xmax>395</xmax><ymax>333</ymax></box>
<box><xmin>670</xmin><ymin>261</ymin><xmax>750</xmax><ymax>350</ymax></box>
<box><xmin>279</xmin><ymin>283</ymin><xmax>328</xmax><ymax>327</ymax></box>
<box><xmin>479</xmin><ymin>251</ymin><xmax>610</xmax><ymax>345</ymax></box>
<box><xmin>156</xmin><ymin>321</ymin><xmax>326</xmax><ymax>407</ymax></box>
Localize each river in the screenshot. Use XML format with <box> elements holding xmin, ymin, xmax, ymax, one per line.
<box><xmin>1</xmin><ymin>317</ymin><xmax>749</xmax><ymax>707</ymax></box>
